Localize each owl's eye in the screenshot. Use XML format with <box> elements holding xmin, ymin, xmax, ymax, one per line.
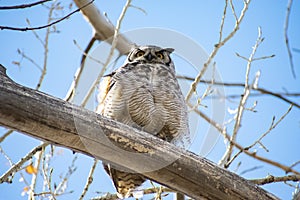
<box><xmin>156</xmin><ymin>52</ymin><xmax>164</xmax><ymax>59</ymax></box>
<box><xmin>136</xmin><ymin>50</ymin><xmax>145</xmax><ymax>57</ymax></box>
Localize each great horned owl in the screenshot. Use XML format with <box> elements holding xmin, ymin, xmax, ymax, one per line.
<box><xmin>97</xmin><ymin>45</ymin><xmax>189</xmax><ymax>198</ymax></box>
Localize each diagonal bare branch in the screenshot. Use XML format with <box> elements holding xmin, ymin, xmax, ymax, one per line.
<box><xmin>250</xmin><ymin>174</ymin><xmax>300</xmax><ymax>185</ymax></box>
<box><xmin>0</xmin><ymin>143</ymin><xmax>49</xmax><ymax>184</ymax></box>
<box><xmin>0</xmin><ymin>0</ymin><xmax>51</xmax><ymax>10</ymax></box>
<box><xmin>284</xmin><ymin>0</ymin><xmax>296</xmax><ymax>78</ymax></box>
<box><xmin>79</xmin><ymin>159</ymin><xmax>98</xmax><ymax>200</ymax></box>
<box><xmin>220</xmin><ymin>27</ymin><xmax>264</xmax><ymax>166</ymax></box>
<box><xmin>0</xmin><ymin>0</ymin><xmax>94</xmax><ymax>31</ymax></box>
<box><xmin>189</xmin><ymin>102</ymin><xmax>299</xmax><ymax>176</ymax></box>
<box><xmin>185</xmin><ymin>0</ymin><xmax>251</xmax><ymax>102</ymax></box>
<box><xmin>0</xmin><ymin>129</ymin><xmax>13</xmax><ymax>143</ymax></box>
<box><xmin>177</xmin><ymin>75</ymin><xmax>300</xmax><ymax>109</ymax></box>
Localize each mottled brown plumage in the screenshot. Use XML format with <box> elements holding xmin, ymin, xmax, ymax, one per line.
<box><xmin>97</xmin><ymin>45</ymin><xmax>189</xmax><ymax>198</ymax></box>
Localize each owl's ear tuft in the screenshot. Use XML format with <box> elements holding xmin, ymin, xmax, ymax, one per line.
<box><xmin>126</xmin><ymin>43</ymin><xmax>137</xmax><ymax>54</ymax></box>
<box><xmin>164</xmin><ymin>48</ymin><xmax>175</xmax><ymax>54</ymax></box>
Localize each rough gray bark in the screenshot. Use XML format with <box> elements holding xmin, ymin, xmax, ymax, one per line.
<box><xmin>0</xmin><ymin>64</ymin><xmax>278</xmax><ymax>200</ymax></box>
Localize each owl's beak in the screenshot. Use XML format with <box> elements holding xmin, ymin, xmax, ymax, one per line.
<box><xmin>145</xmin><ymin>53</ymin><xmax>153</xmax><ymax>61</ymax></box>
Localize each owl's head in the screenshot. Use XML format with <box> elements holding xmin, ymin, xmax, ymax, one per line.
<box><xmin>127</xmin><ymin>45</ymin><xmax>174</xmax><ymax>66</ymax></box>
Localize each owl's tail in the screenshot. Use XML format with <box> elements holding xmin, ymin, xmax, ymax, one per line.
<box><xmin>103</xmin><ymin>163</ymin><xmax>146</xmax><ymax>199</ymax></box>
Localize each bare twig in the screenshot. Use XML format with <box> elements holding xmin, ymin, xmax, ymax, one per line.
<box><xmin>257</xmin><ymin>87</ymin><xmax>300</xmax><ymax>108</ymax></box>
<box><xmin>32</xmin><ymin>149</ymin><xmax>77</xmax><ymax>199</ymax></box>
<box><xmin>177</xmin><ymin>75</ymin><xmax>300</xmax><ymax>109</ymax></box>
<box><xmin>154</xmin><ymin>185</ymin><xmax>163</xmax><ymax>200</ymax></box>
<box><xmin>284</xmin><ymin>0</ymin><xmax>296</xmax><ymax>78</ymax></box>
<box><xmin>250</xmin><ymin>174</ymin><xmax>300</xmax><ymax>185</ymax></box>
<box><xmin>74</xmin><ymin>39</ymin><xmax>104</xmax><ymax>66</ymax></box>
<box><xmin>0</xmin><ymin>0</ymin><xmax>94</xmax><ymax>31</ymax></box>
<box><xmin>247</xmin><ymin>105</ymin><xmax>292</xmax><ymax>150</ymax></box>
<box><xmin>41</xmin><ymin>146</ymin><xmax>55</xmax><ymax>198</ymax></box>
<box><xmin>91</xmin><ymin>187</ymin><xmax>174</xmax><ymax>200</ymax></box>
<box><xmin>225</xmin><ymin>150</ymin><xmax>243</xmax><ymax>169</ymax></box>
<box><xmin>0</xmin><ymin>129</ymin><xmax>13</xmax><ymax>143</ymax></box>
<box><xmin>185</xmin><ymin>0</ymin><xmax>251</xmax><ymax>102</ymax></box>
<box><xmin>54</xmin><ymin>155</ymin><xmax>78</xmax><ymax>195</ymax></box>
<box><xmin>226</xmin><ymin>105</ymin><xmax>293</xmax><ymax>168</ymax></box>
<box><xmin>293</xmin><ymin>185</ymin><xmax>300</xmax><ymax>200</ymax></box>
<box><xmin>290</xmin><ymin>161</ymin><xmax>300</xmax><ymax>169</ymax></box>
<box><xmin>0</xmin><ymin>146</ymin><xmax>14</xmax><ymax>167</ymax></box>
<box><xmin>189</xmin><ymin>103</ymin><xmax>300</xmax><ymax>175</ymax></box>
<box><xmin>240</xmin><ymin>166</ymin><xmax>264</xmax><ymax>175</ymax></box>
<box><xmin>198</xmin><ymin>62</ymin><xmax>216</xmax><ymax>107</ymax></box>
<box><xmin>220</xmin><ymin>27</ymin><xmax>264</xmax><ymax>167</ymax></box>
<box><xmin>285</xmin><ymin>181</ymin><xmax>299</xmax><ymax>189</ymax></box>
<box><xmin>218</xmin><ymin>0</ymin><xmax>228</xmax><ymax>43</ymax></box>
<box><xmin>26</xmin><ymin>19</ymin><xmax>45</xmax><ymax>47</ymax></box>
<box><xmin>79</xmin><ymin>159</ymin><xmax>98</xmax><ymax>200</ymax></box>
<box><xmin>35</xmin><ymin>4</ymin><xmax>53</xmax><ymax>90</ymax></box>
<box><xmin>236</xmin><ymin>52</ymin><xmax>275</xmax><ymax>61</ymax></box>
<box><xmin>65</xmin><ymin>36</ymin><xmax>103</xmax><ymax>102</ymax></box>
<box><xmin>28</xmin><ymin>143</ymin><xmax>46</xmax><ymax>200</ymax></box>
<box><xmin>252</xmin><ymin>54</ymin><xmax>276</xmax><ymax>61</ymax></box>
<box><xmin>229</xmin><ymin>0</ymin><xmax>238</xmax><ymax>22</ymax></box>
<box><xmin>16</xmin><ymin>49</ymin><xmax>43</xmax><ymax>72</ymax></box>
<box><xmin>129</xmin><ymin>5</ymin><xmax>147</xmax><ymax>15</ymax></box>
<box><xmin>214</xmin><ymin>92</ymin><xmax>300</xmax><ymax>101</ymax></box>
<box><xmin>0</xmin><ymin>0</ymin><xmax>51</xmax><ymax>10</ymax></box>
<box><xmin>33</xmin><ymin>190</ymin><xmax>73</xmax><ymax>197</ymax></box>
<box><xmin>0</xmin><ymin>143</ymin><xmax>48</xmax><ymax>184</ymax></box>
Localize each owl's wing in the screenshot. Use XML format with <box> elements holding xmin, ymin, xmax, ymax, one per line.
<box><xmin>96</xmin><ymin>72</ymin><xmax>116</xmax><ymax>113</ymax></box>
<box><xmin>172</xmin><ymin>98</ymin><xmax>191</xmax><ymax>149</ymax></box>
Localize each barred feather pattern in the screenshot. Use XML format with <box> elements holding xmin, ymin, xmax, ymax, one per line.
<box><xmin>97</xmin><ymin>45</ymin><xmax>190</xmax><ymax>198</ymax></box>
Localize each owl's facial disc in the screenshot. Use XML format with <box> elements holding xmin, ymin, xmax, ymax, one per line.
<box><xmin>127</xmin><ymin>45</ymin><xmax>174</xmax><ymax>66</ymax></box>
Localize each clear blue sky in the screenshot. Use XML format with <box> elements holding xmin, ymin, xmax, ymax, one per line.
<box><xmin>0</xmin><ymin>0</ymin><xmax>299</xmax><ymax>199</ymax></box>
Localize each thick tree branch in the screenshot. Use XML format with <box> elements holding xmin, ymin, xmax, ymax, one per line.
<box><xmin>73</xmin><ymin>0</ymin><xmax>133</xmax><ymax>55</ymax></box>
<box><xmin>0</xmin><ymin>65</ymin><xmax>278</xmax><ymax>200</ymax></box>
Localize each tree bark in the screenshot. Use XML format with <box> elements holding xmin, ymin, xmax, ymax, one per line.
<box><xmin>0</xmin><ymin>64</ymin><xmax>278</xmax><ymax>200</ymax></box>
<box><xmin>73</xmin><ymin>0</ymin><xmax>132</xmax><ymax>55</ymax></box>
